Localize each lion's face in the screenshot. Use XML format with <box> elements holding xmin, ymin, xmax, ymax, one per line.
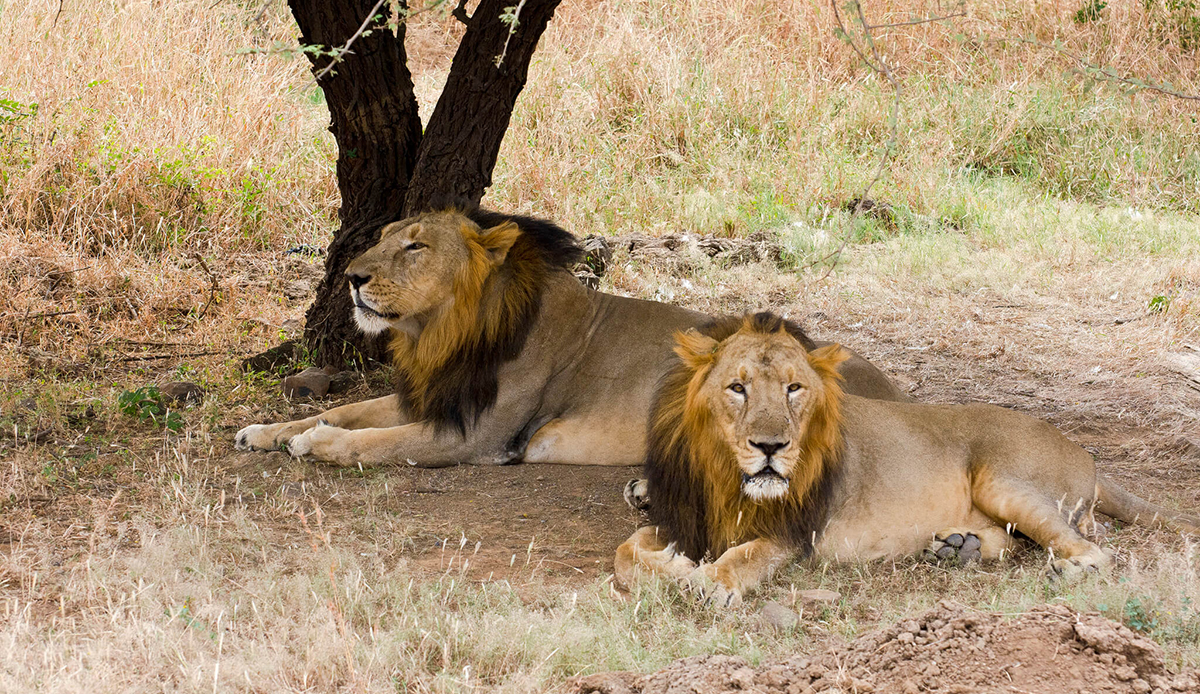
<box><xmin>344</xmin><ymin>212</ymin><xmax>518</xmax><ymax>336</ymax></box>
<box><xmin>681</xmin><ymin>327</ymin><xmax>842</xmax><ymax>502</ymax></box>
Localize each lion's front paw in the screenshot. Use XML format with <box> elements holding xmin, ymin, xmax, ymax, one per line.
<box><xmin>639</xmin><ymin>541</ymin><xmax>696</xmax><ymax>579</ymax></box>
<box><xmin>235</xmin><ymin>424</ymin><xmax>281</xmax><ymax>452</ymax></box>
<box><xmin>623</xmin><ymin>478</ymin><xmax>651</xmax><ymax>511</ymax></box>
<box><xmin>288</xmin><ymin>421</ymin><xmax>353</xmax><ymax>465</ymax></box>
<box><xmin>682</xmin><ymin>564</ymin><xmax>742</xmax><ymax>608</ymax></box>
<box><xmin>924</xmin><ymin>530</ymin><xmax>982</xmax><ymax>565</ymax></box>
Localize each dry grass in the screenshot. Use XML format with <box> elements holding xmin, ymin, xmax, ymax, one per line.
<box><xmin>3</xmin><ymin>0</ymin><xmax>1200</xmax><ymax>690</ymax></box>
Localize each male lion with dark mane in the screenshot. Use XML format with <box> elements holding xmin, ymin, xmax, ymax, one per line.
<box><xmin>615</xmin><ymin>312</ymin><xmax>1200</xmax><ymax>606</ymax></box>
<box><xmin>235</xmin><ymin>208</ymin><xmax>908</xmax><ymax>468</ymax></box>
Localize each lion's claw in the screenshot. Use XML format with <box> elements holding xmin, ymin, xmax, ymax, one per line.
<box><xmin>235</xmin><ymin>424</ymin><xmax>278</xmax><ymax>452</ymax></box>
<box><xmin>624</xmin><ymin>478</ymin><xmax>651</xmax><ymax>511</ymax></box>
<box><xmin>682</xmin><ymin>565</ymin><xmax>742</xmax><ymax>608</ymax></box>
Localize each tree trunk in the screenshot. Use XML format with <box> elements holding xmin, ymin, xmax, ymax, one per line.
<box><xmin>290</xmin><ymin>0</ymin><xmax>423</xmax><ymax>367</ymax></box>
<box><xmin>288</xmin><ymin>0</ymin><xmax>563</xmax><ymax>367</ymax></box>
<box><xmin>403</xmin><ymin>0</ymin><xmax>564</xmax><ymax>213</ymax></box>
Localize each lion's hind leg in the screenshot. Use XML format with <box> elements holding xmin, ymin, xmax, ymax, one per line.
<box><xmin>972</xmin><ymin>477</ymin><xmax>1111</xmax><ymax>581</ymax></box>
<box><xmin>614</xmin><ymin>526</ymin><xmax>697</xmax><ymax>590</ymax></box>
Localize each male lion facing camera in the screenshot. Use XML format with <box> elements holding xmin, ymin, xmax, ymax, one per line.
<box><xmin>616</xmin><ymin>313</ymin><xmax>1200</xmax><ymax>606</ymax></box>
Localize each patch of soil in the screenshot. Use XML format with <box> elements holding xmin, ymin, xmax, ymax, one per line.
<box><xmin>573</xmin><ymin>601</ymin><xmax>1200</xmax><ymax>694</ymax></box>
<box><xmin>220</xmin><ymin>451</ymin><xmax>642</xmax><ymax>583</ymax></box>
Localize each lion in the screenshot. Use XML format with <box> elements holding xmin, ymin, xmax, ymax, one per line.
<box><xmin>235</xmin><ymin>208</ymin><xmax>909</xmax><ymax>468</ymax></box>
<box><xmin>615</xmin><ymin>312</ymin><xmax>1200</xmax><ymax>606</ymax></box>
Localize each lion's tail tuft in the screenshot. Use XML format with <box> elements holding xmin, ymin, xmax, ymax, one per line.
<box><xmin>1096</xmin><ymin>475</ymin><xmax>1200</xmax><ymax>535</ymax></box>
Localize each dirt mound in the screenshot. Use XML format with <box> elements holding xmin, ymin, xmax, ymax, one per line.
<box><xmin>573</xmin><ymin>601</ymin><xmax>1199</xmax><ymax>694</ymax></box>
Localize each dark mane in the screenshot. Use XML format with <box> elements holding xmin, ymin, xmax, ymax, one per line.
<box><xmin>692</xmin><ymin>311</ymin><xmax>818</xmax><ymax>351</ymax></box>
<box><xmin>645</xmin><ymin>312</ymin><xmax>838</xmax><ymax>561</ymax></box>
<box><xmin>462</xmin><ymin>207</ymin><xmax>583</xmax><ymax>269</ymax></box>
<box><xmin>391</xmin><ymin>206</ymin><xmax>582</xmax><ymax>436</ymax></box>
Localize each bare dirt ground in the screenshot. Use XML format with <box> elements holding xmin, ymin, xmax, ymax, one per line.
<box><xmin>572</xmin><ymin>601</ymin><xmax>1200</xmax><ymax>694</ymax></box>
<box><xmin>219</xmin><ymin>450</ymin><xmax>643</xmax><ymax>584</ymax></box>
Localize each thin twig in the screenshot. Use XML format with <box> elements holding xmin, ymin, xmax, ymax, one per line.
<box><xmin>819</xmin><ymin>0</ymin><xmax>902</xmax><ymax>279</ymax></box>
<box><xmin>118</xmin><ymin>350</ymin><xmax>224</xmax><ymax>362</ymax></box>
<box><xmin>494</xmin><ymin>0</ymin><xmax>529</xmax><ymax>69</ymax></box>
<box><xmin>816</xmin><ymin>1</ymin><xmax>964</xmax><ymax>278</ymax></box>
<box><xmin>313</xmin><ymin>0</ymin><xmax>390</xmax><ymax>82</ymax></box>
<box><xmin>190</xmin><ymin>253</ymin><xmax>221</xmax><ymax>320</ymax></box>
<box><xmin>865</xmin><ymin>4</ymin><xmax>965</xmax><ymax>30</ymax></box>
<box><xmin>24</xmin><ymin>310</ymin><xmax>76</xmax><ymax>320</ymax></box>
<box><xmin>110</xmin><ymin>338</ymin><xmax>195</xmax><ymax>348</ymax></box>
<box><xmin>987</xmin><ymin>36</ymin><xmax>1200</xmax><ymax>101</ymax></box>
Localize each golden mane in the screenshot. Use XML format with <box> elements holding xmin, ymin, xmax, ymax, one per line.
<box><xmin>646</xmin><ymin>312</ymin><xmax>846</xmax><ymax>561</ymax></box>
<box><xmin>386</xmin><ymin>208</ymin><xmax>581</xmax><ymax>435</ymax></box>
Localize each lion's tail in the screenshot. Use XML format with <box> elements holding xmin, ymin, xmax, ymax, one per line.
<box><xmin>1096</xmin><ymin>475</ymin><xmax>1200</xmax><ymax>535</ymax></box>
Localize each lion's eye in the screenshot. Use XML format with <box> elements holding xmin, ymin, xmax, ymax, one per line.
<box><xmin>406</xmin><ymin>241</ymin><xmax>427</xmax><ymax>251</ymax></box>
<box><xmin>787</xmin><ymin>383</ymin><xmax>802</xmax><ymax>393</ymax></box>
<box><xmin>729</xmin><ymin>383</ymin><xmax>745</xmax><ymax>394</ymax></box>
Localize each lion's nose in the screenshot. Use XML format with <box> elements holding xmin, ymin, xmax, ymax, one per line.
<box><xmin>347</xmin><ymin>273</ymin><xmax>371</xmax><ymax>289</ymax></box>
<box><xmin>748</xmin><ymin>440</ymin><xmax>789</xmax><ymax>458</ymax></box>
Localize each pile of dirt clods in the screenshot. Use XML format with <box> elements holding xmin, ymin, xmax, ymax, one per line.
<box><xmin>573</xmin><ymin>602</ymin><xmax>1199</xmax><ymax>694</ymax></box>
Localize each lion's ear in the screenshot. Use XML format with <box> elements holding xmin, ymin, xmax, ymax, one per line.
<box><xmin>807</xmin><ymin>344</ymin><xmax>849</xmax><ymax>384</ymax></box>
<box><xmin>673</xmin><ymin>329</ymin><xmax>719</xmax><ymax>369</ymax></box>
<box><xmin>379</xmin><ymin>217</ymin><xmax>417</xmax><ymax>238</ymax></box>
<box><xmin>477</xmin><ymin>221</ymin><xmax>521</xmax><ymax>266</ymax></box>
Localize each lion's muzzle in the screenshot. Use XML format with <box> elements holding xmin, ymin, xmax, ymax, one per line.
<box><xmin>741</xmin><ymin>464</ymin><xmax>789</xmax><ymax>501</ymax></box>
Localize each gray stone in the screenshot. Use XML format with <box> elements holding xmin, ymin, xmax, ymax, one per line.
<box><xmin>160</xmin><ymin>381</ymin><xmax>205</xmax><ymax>406</ymax></box>
<box><xmin>283</xmin><ymin>367</ymin><xmax>331</xmax><ymax>399</ymax></box>
<box><xmin>759</xmin><ymin>600</ymin><xmax>799</xmax><ymax>630</ymax></box>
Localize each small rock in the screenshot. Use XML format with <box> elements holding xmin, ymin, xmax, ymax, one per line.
<box><xmin>327</xmin><ymin>370</ymin><xmax>358</xmax><ymax>394</ymax></box>
<box><xmin>760</xmin><ymin>600</ymin><xmax>800</xmax><ymax>630</ymax></box>
<box><xmin>160</xmin><ymin>381</ymin><xmax>205</xmax><ymax>406</ymax></box>
<box><xmin>283</xmin><ymin>367</ymin><xmax>331</xmax><ymax>399</ymax></box>
<box><xmin>897</xmin><ymin>632</ymin><xmax>915</xmax><ymax>645</ymax></box>
<box><xmin>798</xmin><ymin>589</ymin><xmax>841</xmax><ymax>606</ymax></box>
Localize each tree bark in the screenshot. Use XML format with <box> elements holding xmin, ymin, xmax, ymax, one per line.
<box><xmin>287</xmin><ymin>0</ymin><xmax>563</xmax><ymax>367</ymax></box>
<box><xmin>290</xmin><ymin>0</ymin><xmax>423</xmax><ymax>367</ymax></box>
<box><xmin>403</xmin><ymin>0</ymin><xmax>564</xmax><ymax>213</ymax></box>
